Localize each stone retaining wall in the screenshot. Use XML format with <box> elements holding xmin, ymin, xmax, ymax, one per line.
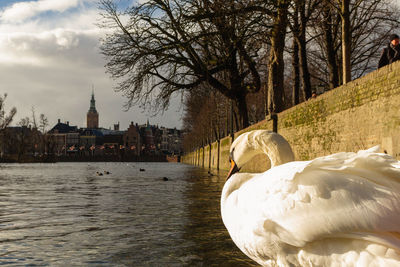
<box><xmin>182</xmin><ymin>61</ymin><xmax>400</xmax><ymax>173</ymax></box>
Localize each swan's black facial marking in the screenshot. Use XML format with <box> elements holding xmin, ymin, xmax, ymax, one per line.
<box><xmin>230</xmin><ymin>148</ymin><xmax>235</xmax><ymax>163</ymax></box>
<box><xmin>226</xmin><ymin>158</ymin><xmax>241</xmax><ymax>181</ymax></box>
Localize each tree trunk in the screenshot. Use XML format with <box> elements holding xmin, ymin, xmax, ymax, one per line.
<box><xmin>267</xmin><ymin>0</ymin><xmax>289</xmax><ymax>115</ymax></box>
<box><xmin>298</xmin><ymin>0</ymin><xmax>312</xmax><ymax>99</ymax></box>
<box><xmin>292</xmin><ymin>6</ymin><xmax>300</xmax><ymax>106</ymax></box>
<box><xmin>341</xmin><ymin>0</ymin><xmax>351</xmax><ymax>83</ymax></box>
<box><xmin>292</xmin><ymin>39</ymin><xmax>300</xmax><ymax>106</ymax></box>
<box><xmin>236</xmin><ymin>93</ymin><xmax>249</xmax><ymax>129</ymax></box>
<box><xmin>323</xmin><ymin>4</ymin><xmax>339</xmax><ymax>89</ymax></box>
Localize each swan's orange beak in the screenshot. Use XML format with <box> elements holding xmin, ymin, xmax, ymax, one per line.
<box><xmin>226</xmin><ymin>159</ymin><xmax>239</xmax><ymax>181</ymax></box>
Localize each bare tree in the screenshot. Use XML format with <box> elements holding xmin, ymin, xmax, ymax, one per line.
<box><xmin>31</xmin><ymin>106</ymin><xmax>37</xmax><ymax>129</ymax></box>
<box><xmin>39</xmin><ymin>114</ymin><xmax>49</xmax><ymax>134</ymax></box>
<box><xmin>99</xmin><ymin>0</ymin><xmax>270</xmax><ymax>129</ymax></box>
<box><xmin>0</xmin><ymin>93</ymin><xmax>17</xmax><ymax>132</ymax></box>
<box><xmin>18</xmin><ymin>117</ymin><xmax>31</xmax><ymax>127</ymax></box>
<box><xmin>321</xmin><ymin>2</ymin><xmax>340</xmax><ymax>89</ymax></box>
<box><xmin>0</xmin><ymin>94</ymin><xmax>16</xmax><ymax>158</ymax></box>
<box><xmin>289</xmin><ymin>0</ymin><xmax>321</xmax><ymax>100</ymax></box>
<box><xmin>349</xmin><ymin>0</ymin><xmax>399</xmax><ymax>77</ymax></box>
<box><xmin>183</xmin><ymin>83</ymin><xmax>230</xmax><ymax>149</ymax></box>
<box><xmin>341</xmin><ymin>0</ymin><xmax>351</xmax><ymax>83</ymax></box>
<box><xmin>13</xmin><ymin>118</ymin><xmax>31</xmax><ymax>161</ymax></box>
<box><xmin>267</xmin><ymin>0</ymin><xmax>290</xmax><ymax>115</ymax></box>
<box><xmin>313</xmin><ymin>0</ymin><xmax>400</xmax><ymax>85</ymax></box>
<box><xmin>318</xmin><ymin>0</ymin><xmax>351</xmax><ymax>83</ymax></box>
<box><xmin>291</xmin><ymin>4</ymin><xmax>301</xmax><ymax>105</ymax></box>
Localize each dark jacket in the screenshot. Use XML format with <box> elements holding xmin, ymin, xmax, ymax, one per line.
<box><xmin>378</xmin><ymin>43</ymin><xmax>400</xmax><ymax>68</ymax></box>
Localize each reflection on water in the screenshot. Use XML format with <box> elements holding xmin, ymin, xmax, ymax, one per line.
<box><xmin>0</xmin><ymin>162</ymin><xmax>256</xmax><ymax>266</ymax></box>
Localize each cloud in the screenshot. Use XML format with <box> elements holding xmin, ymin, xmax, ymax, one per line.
<box><xmin>0</xmin><ymin>3</ymin><xmax>104</xmax><ymax>66</ymax></box>
<box><xmin>0</xmin><ymin>28</ymin><xmax>103</xmax><ymax>67</ymax></box>
<box><xmin>1</xmin><ymin>0</ymin><xmax>81</xmax><ymax>22</ymax></box>
<box><xmin>0</xmin><ymin>0</ymin><xmax>183</xmax><ymax>130</ymax></box>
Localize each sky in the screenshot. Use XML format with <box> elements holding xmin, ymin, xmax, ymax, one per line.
<box><xmin>0</xmin><ymin>0</ymin><xmax>184</xmax><ymax>131</ymax></box>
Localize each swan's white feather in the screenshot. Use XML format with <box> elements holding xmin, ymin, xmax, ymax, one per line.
<box><xmin>222</xmin><ymin>145</ymin><xmax>400</xmax><ymax>266</ymax></box>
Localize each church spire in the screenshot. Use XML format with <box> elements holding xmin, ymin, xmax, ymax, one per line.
<box><xmin>87</xmin><ymin>86</ymin><xmax>99</xmax><ymax>129</ymax></box>
<box><xmin>89</xmin><ymin>88</ymin><xmax>97</xmax><ymax>113</ymax></box>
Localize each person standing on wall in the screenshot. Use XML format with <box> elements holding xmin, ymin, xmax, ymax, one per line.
<box><xmin>378</xmin><ymin>34</ymin><xmax>400</xmax><ymax>68</ymax></box>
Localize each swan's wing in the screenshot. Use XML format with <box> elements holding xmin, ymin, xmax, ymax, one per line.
<box><xmin>226</xmin><ymin>149</ymin><xmax>400</xmax><ymax>251</ymax></box>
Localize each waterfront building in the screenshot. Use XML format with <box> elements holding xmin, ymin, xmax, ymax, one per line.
<box><xmin>48</xmin><ymin>120</ymin><xmax>79</xmax><ymax>155</ymax></box>
<box><xmin>153</xmin><ymin>126</ymin><xmax>163</xmax><ymax>153</ymax></box>
<box><xmin>139</xmin><ymin>120</ymin><xmax>156</xmax><ymax>155</ymax></box>
<box><xmin>168</xmin><ymin>128</ymin><xmax>183</xmax><ymax>155</ymax></box>
<box><xmin>79</xmin><ymin>129</ymin><xmax>102</xmax><ymax>146</ymax></box>
<box><xmin>30</xmin><ymin>92</ymin><xmax>183</xmax><ymax>160</ymax></box>
<box><xmin>87</xmin><ymin>90</ymin><xmax>99</xmax><ymax>129</ymax></box>
<box><xmin>137</xmin><ymin>122</ymin><xmax>183</xmax><ymax>156</ymax></box>
<box><xmin>159</xmin><ymin>127</ymin><xmax>183</xmax><ymax>155</ymax></box>
<box><xmin>160</xmin><ymin>127</ymin><xmax>169</xmax><ymax>153</ymax></box>
<box><xmin>124</xmin><ymin>122</ymin><xmax>141</xmax><ymax>156</ymax></box>
<box><xmin>99</xmin><ymin>128</ymin><xmax>125</xmax><ymax>155</ymax></box>
<box><xmin>78</xmin><ymin>128</ymin><xmax>103</xmax><ymax>156</ymax></box>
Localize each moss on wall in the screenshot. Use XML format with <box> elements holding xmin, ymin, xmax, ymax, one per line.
<box><xmin>182</xmin><ymin>61</ymin><xmax>400</xmax><ymax>172</ymax></box>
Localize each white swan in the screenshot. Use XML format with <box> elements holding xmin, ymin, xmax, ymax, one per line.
<box><xmin>221</xmin><ymin>130</ymin><xmax>400</xmax><ymax>266</ymax></box>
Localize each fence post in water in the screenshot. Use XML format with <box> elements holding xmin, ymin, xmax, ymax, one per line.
<box><xmin>217</xmin><ymin>140</ymin><xmax>220</xmax><ymax>170</ymax></box>
<box><xmin>208</xmin><ymin>143</ymin><xmax>212</xmax><ymax>170</ymax></box>
<box><xmin>202</xmin><ymin>144</ymin><xmax>205</xmax><ymax>168</ymax></box>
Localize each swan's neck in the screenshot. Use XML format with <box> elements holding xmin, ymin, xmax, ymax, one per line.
<box><xmin>262</xmin><ymin>139</ymin><xmax>294</xmax><ymax>168</ymax></box>
<box><xmin>234</xmin><ymin>131</ymin><xmax>294</xmax><ymax>169</ymax></box>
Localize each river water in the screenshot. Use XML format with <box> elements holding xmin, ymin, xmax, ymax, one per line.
<box><xmin>0</xmin><ymin>162</ymin><xmax>256</xmax><ymax>266</ymax></box>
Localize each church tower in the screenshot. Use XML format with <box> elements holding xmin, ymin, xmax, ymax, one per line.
<box><xmin>87</xmin><ymin>90</ymin><xmax>99</xmax><ymax>129</ymax></box>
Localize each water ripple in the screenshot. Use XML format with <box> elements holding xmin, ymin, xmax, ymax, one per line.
<box><xmin>0</xmin><ymin>162</ymin><xmax>256</xmax><ymax>266</ymax></box>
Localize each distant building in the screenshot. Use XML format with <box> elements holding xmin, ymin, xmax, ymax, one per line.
<box><xmin>114</xmin><ymin>122</ymin><xmax>120</xmax><ymax>131</ymax></box>
<box><xmin>99</xmin><ymin>128</ymin><xmax>124</xmax><ymax>155</ymax></box>
<box><xmin>80</xmin><ymin>128</ymin><xmax>103</xmax><ymax>146</ymax></box>
<box><xmin>0</xmin><ymin>84</ymin><xmax>185</xmax><ymax>161</ymax></box>
<box><xmin>136</xmin><ymin>122</ymin><xmax>183</xmax><ymax>156</ymax></box>
<box><xmin>48</xmin><ymin>119</ymin><xmax>79</xmax><ymax>155</ymax></box>
<box><xmin>140</xmin><ymin>120</ymin><xmax>156</xmax><ymax>155</ymax></box>
<box><xmin>160</xmin><ymin>127</ymin><xmax>169</xmax><ymax>153</ymax></box>
<box><xmin>36</xmin><ymin>90</ymin><xmax>184</xmax><ymax>160</ymax></box>
<box><xmin>168</xmin><ymin>128</ymin><xmax>183</xmax><ymax>155</ymax></box>
<box><xmin>160</xmin><ymin>127</ymin><xmax>183</xmax><ymax>155</ymax></box>
<box><xmin>124</xmin><ymin>122</ymin><xmax>141</xmax><ymax>156</ymax></box>
<box><xmin>87</xmin><ymin>90</ymin><xmax>99</xmax><ymax>129</ymax></box>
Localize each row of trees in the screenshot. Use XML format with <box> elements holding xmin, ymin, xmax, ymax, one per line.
<box><xmin>0</xmin><ymin>94</ymin><xmax>16</xmax><ymax>133</ymax></box>
<box><xmin>0</xmin><ymin>94</ymin><xmax>52</xmax><ymax>161</ymax></box>
<box><xmin>98</xmin><ymin>0</ymin><xmax>400</xmax><ymax>152</ymax></box>
<box><xmin>0</xmin><ymin>94</ymin><xmax>49</xmax><ymax>132</ymax></box>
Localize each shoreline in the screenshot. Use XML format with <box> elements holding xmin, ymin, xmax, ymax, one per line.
<box><xmin>0</xmin><ymin>154</ymin><xmax>180</xmax><ymax>163</ymax></box>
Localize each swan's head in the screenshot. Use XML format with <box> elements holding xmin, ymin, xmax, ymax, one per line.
<box><xmin>226</xmin><ymin>130</ymin><xmax>295</xmax><ymax>180</ymax></box>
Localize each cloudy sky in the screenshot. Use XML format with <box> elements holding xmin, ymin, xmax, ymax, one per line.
<box><xmin>0</xmin><ymin>0</ymin><xmax>184</xmax><ymax>131</ymax></box>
